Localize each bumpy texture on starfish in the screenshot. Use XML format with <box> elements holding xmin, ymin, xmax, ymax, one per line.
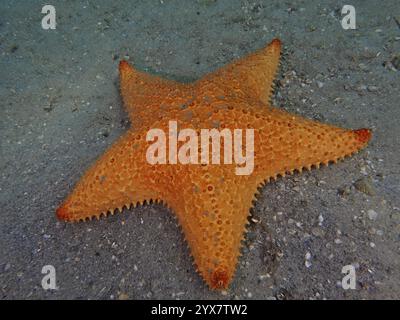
<box><xmin>57</xmin><ymin>39</ymin><xmax>371</xmax><ymax>289</ymax></box>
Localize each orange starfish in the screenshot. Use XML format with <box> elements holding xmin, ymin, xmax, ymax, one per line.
<box><xmin>56</xmin><ymin>39</ymin><xmax>371</xmax><ymax>290</ymax></box>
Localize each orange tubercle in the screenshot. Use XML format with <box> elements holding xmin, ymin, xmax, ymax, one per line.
<box><xmin>353</xmin><ymin>128</ymin><xmax>372</xmax><ymax>144</ymax></box>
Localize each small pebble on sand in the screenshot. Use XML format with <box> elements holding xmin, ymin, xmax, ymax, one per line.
<box><xmin>354</xmin><ymin>177</ymin><xmax>375</xmax><ymax>196</ymax></box>
<box><xmin>367</xmin><ymin>209</ymin><xmax>378</xmax><ymax>220</ymax></box>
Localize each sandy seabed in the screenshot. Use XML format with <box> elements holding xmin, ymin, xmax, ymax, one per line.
<box><xmin>0</xmin><ymin>0</ymin><xmax>399</xmax><ymax>299</ymax></box>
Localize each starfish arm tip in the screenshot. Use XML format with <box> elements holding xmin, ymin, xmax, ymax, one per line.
<box><xmin>353</xmin><ymin>128</ymin><xmax>372</xmax><ymax>144</ymax></box>
<box><xmin>271</xmin><ymin>38</ymin><xmax>282</xmax><ymax>47</ymax></box>
<box><xmin>119</xmin><ymin>60</ymin><xmax>131</xmax><ymax>73</ymax></box>
<box><xmin>56</xmin><ymin>204</ymin><xmax>69</xmax><ymax>221</ymax></box>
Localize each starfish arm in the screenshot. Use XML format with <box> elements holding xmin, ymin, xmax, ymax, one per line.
<box><xmin>56</xmin><ymin>130</ymin><xmax>166</xmax><ymax>222</ymax></box>
<box><xmin>119</xmin><ymin>61</ymin><xmax>192</xmax><ymax>128</ymax></box>
<box><xmin>195</xmin><ymin>38</ymin><xmax>281</xmax><ymax>105</ymax></box>
<box><xmin>254</xmin><ymin>107</ymin><xmax>372</xmax><ymax>180</ymax></box>
<box><xmin>168</xmin><ymin>167</ymin><xmax>255</xmax><ymax>290</ymax></box>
